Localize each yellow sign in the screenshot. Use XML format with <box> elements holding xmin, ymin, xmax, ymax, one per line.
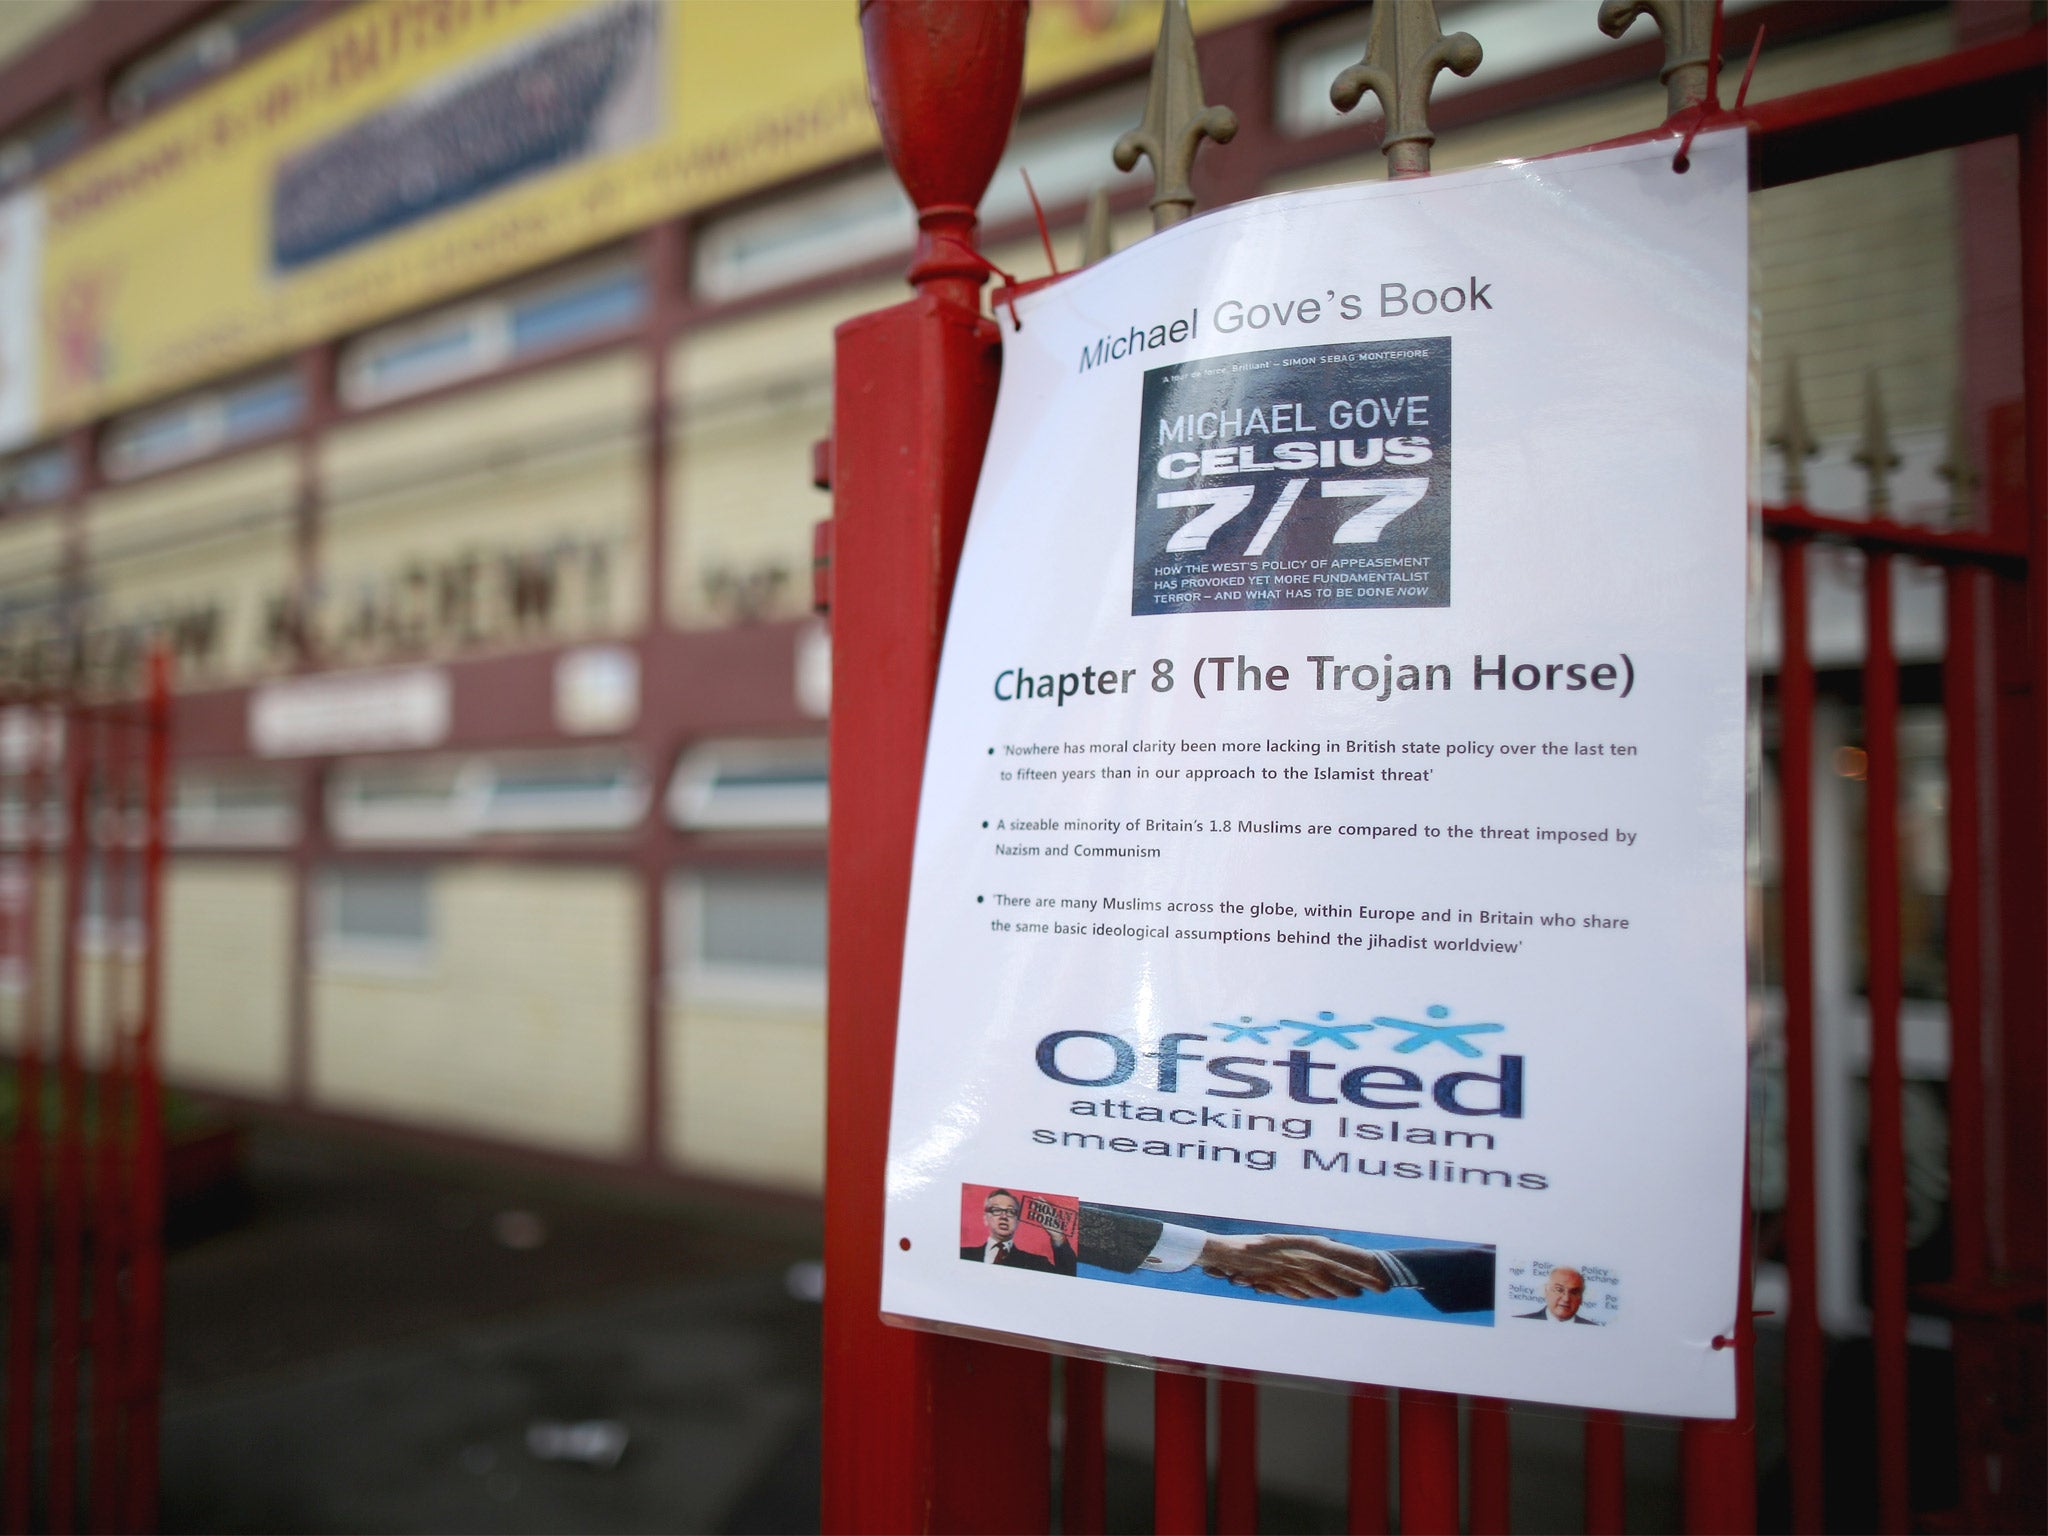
<box><xmin>31</xmin><ymin>0</ymin><xmax>1274</xmax><ymax>437</ymax></box>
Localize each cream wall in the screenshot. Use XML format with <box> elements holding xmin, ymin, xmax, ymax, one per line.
<box><xmin>309</xmin><ymin>863</ymin><xmax>639</xmax><ymax>1157</ymax></box>
<box><xmin>163</xmin><ymin>858</ymin><xmax>292</xmax><ymax>1097</ymax></box>
<box><xmin>320</xmin><ymin>350</ymin><xmax>649</xmax><ymax>658</ymax></box>
<box><xmin>667</xmin><ymin>279</ymin><xmax>896</xmax><ymax>629</ymax></box>
<box><xmin>663</xmin><ymin>1003</ymin><xmax>823</xmax><ymax>1193</ymax></box>
<box><xmin>85</xmin><ymin>448</ymin><xmax>298</xmax><ymax>687</ymax></box>
<box><xmin>667</xmin><ymin>235</ymin><xmax>1052</xmax><ymax>630</ymax></box>
<box><xmin>0</xmin><ymin>513</ymin><xmax>67</xmax><ymax>683</ymax></box>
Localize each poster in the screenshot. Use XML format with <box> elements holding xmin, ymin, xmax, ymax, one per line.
<box><xmin>5</xmin><ymin>0</ymin><xmax>1275</xmax><ymax>449</ymax></box>
<box><xmin>880</xmin><ymin>132</ymin><xmax>1752</xmax><ymax>1419</ymax></box>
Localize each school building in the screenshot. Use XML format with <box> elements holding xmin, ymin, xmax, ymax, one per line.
<box><xmin>0</xmin><ymin>0</ymin><xmax>2022</xmax><ymax>1279</ymax></box>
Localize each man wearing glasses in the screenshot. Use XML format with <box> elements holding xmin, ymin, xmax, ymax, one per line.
<box><xmin>962</xmin><ymin>1189</ymin><xmax>1078</xmax><ymax>1273</ymax></box>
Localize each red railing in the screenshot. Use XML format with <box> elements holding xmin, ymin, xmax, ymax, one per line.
<box><xmin>821</xmin><ymin>6</ymin><xmax>2047</xmax><ymax>1531</ymax></box>
<box><xmin>2</xmin><ymin>651</ymin><xmax>171</xmax><ymax>1534</ymax></box>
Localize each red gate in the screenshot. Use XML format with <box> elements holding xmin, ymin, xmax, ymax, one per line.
<box><xmin>819</xmin><ymin>4</ymin><xmax>2047</xmax><ymax>1531</ymax></box>
<box><xmin>3</xmin><ymin>652</ymin><xmax>171</xmax><ymax>1534</ymax></box>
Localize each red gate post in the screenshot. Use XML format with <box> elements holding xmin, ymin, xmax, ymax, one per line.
<box><xmin>122</xmin><ymin>649</ymin><xmax>169</xmax><ymax>1533</ymax></box>
<box><xmin>1397</xmin><ymin>1389</ymin><xmax>1460</xmax><ymax>1534</ymax></box>
<box><xmin>1346</xmin><ymin>1388</ymin><xmax>1390</xmax><ymax>1536</ymax></box>
<box><xmin>1466</xmin><ymin>1397</ymin><xmax>1510</xmax><ymax>1535</ymax></box>
<box><xmin>820</xmin><ymin>4</ymin><xmax>1050</xmax><ymax>1531</ymax></box>
<box><xmin>1581</xmin><ymin>1409</ymin><xmax>1626</xmax><ymax>1534</ymax></box>
<box><xmin>1679</xmin><ymin>1186</ymin><xmax>1755</xmax><ymax>1534</ymax></box>
<box><xmin>5</xmin><ymin>705</ymin><xmax>49</xmax><ymax>1532</ymax></box>
<box><xmin>1059</xmin><ymin>1357</ymin><xmax>1107</xmax><ymax>1536</ymax></box>
<box><xmin>1152</xmin><ymin>1372</ymin><xmax>1207</xmax><ymax>1535</ymax></box>
<box><xmin>86</xmin><ymin>709</ymin><xmax>131</xmax><ymax>1534</ymax></box>
<box><xmin>1215</xmin><ymin>1378</ymin><xmax>1258</xmax><ymax>1535</ymax></box>
<box><xmin>46</xmin><ymin>707</ymin><xmax>92</xmax><ymax>1534</ymax></box>
<box><xmin>1774</xmin><ymin>533</ymin><xmax>1824</xmax><ymax>1536</ymax></box>
<box><xmin>1862</xmin><ymin>545</ymin><xmax>1909</xmax><ymax>1535</ymax></box>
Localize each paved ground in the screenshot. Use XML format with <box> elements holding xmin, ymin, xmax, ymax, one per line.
<box><xmin>157</xmin><ymin>1126</ymin><xmax>824</xmax><ymax>1534</ymax></box>
<box><xmin>138</xmin><ymin>1123</ymin><xmax>1851</xmax><ymax>1533</ymax></box>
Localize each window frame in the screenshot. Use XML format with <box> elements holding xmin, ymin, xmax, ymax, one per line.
<box><xmin>667</xmin><ymin>865</ymin><xmax>827</xmax><ymax>1013</ymax></box>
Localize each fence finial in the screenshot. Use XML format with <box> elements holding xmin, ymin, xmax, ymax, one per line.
<box><xmin>1769</xmin><ymin>355</ymin><xmax>1819</xmax><ymax>505</ymax></box>
<box><xmin>1330</xmin><ymin>0</ymin><xmax>1482</xmax><ymax>180</ymax></box>
<box><xmin>1939</xmin><ymin>389</ymin><xmax>1979</xmax><ymax>529</ymax></box>
<box><xmin>1081</xmin><ymin>187</ymin><xmax>1115</xmax><ymax>266</ymax></box>
<box><xmin>1597</xmin><ymin>0</ymin><xmax>1718</xmax><ymax>119</ymax></box>
<box><xmin>1852</xmin><ymin>370</ymin><xmax>1900</xmax><ymax>519</ymax></box>
<box><xmin>858</xmin><ymin>0</ymin><xmax>1028</xmax><ymax>305</ymax></box>
<box><xmin>1114</xmin><ymin>0</ymin><xmax>1238</xmax><ymax>232</ymax></box>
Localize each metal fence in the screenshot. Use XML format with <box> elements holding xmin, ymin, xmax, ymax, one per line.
<box><xmin>3</xmin><ymin>652</ymin><xmax>170</xmax><ymax>1534</ymax></box>
<box><xmin>818</xmin><ymin>1</ymin><xmax>2046</xmax><ymax>1531</ymax></box>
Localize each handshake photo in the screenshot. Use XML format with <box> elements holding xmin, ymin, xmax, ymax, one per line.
<box><xmin>962</xmin><ymin>1187</ymin><xmax>1493</xmax><ymax>1315</ymax></box>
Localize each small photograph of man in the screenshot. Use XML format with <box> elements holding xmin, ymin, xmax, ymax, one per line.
<box><xmin>959</xmin><ymin>1187</ymin><xmax>1076</xmax><ymax>1273</ymax></box>
<box><xmin>1519</xmin><ymin>1265</ymin><xmax>1601</xmax><ymax>1324</ymax></box>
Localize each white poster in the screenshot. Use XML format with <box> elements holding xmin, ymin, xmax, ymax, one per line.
<box><xmin>881</xmin><ymin>132</ymin><xmax>1751</xmax><ymax>1418</ymax></box>
<box><xmin>0</xmin><ymin>190</ymin><xmax>43</xmax><ymax>454</ymax></box>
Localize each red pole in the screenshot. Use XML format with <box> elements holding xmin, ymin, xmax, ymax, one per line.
<box><xmin>819</xmin><ymin>6</ymin><xmax>1039</xmax><ymax>1533</ymax></box>
<box><xmin>1776</xmin><ymin>537</ymin><xmax>1825</xmax><ymax>1533</ymax></box>
<box><xmin>1940</xmin><ymin>563</ymin><xmax>1992</xmax><ymax>1527</ymax></box>
<box><xmin>1466</xmin><ymin>1397</ymin><xmax>1510</xmax><ymax>1535</ymax></box>
<box><xmin>1680</xmin><ymin>1183</ymin><xmax>1756</xmax><ymax>1533</ymax></box>
<box><xmin>1215</xmin><ymin>1379</ymin><xmax>1257</xmax><ymax>1535</ymax></box>
<box><xmin>1061</xmin><ymin>1356</ymin><xmax>1107</xmax><ymax>1536</ymax></box>
<box><xmin>123</xmin><ymin>653</ymin><xmax>169</xmax><ymax>1533</ymax></box>
<box><xmin>1153</xmin><ymin>1372</ymin><xmax>1208</xmax><ymax>1536</ymax></box>
<box><xmin>2012</xmin><ymin>60</ymin><xmax>2047</xmax><ymax>1321</ymax></box>
<box><xmin>1582</xmin><ymin>1410</ymin><xmax>1626</xmax><ymax>1534</ymax></box>
<box><xmin>87</xmin><ymin>712</ymin><xmax>131</xmax><ymax>1534</ymax></box>
<box><xmin>1862</xmin><ymin>555</ymin><xmax>1910</xmax><ymax>1534</ymax></box>
<box><xmin>1346</xmin><ymin>1388</ymin><xmax>1389</xmax><ymax>1536</ymax></box>
<box><xmin>3</xmin><ymin>706</ymin><xmax>48</xmax><ymax>1533</ymax></box>
<box><xmin>1397</xmin><ymin>1389</ymin><xmax>1460</xmax><ymax>1535</ymax></box>
<box><xmin>47</xmin><ymin>707</ymin><xmax>91</xmax><ymax>1533</ymax></box>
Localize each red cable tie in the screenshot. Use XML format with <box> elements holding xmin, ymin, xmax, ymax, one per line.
<box><xmin>1021</xmin><ymin>168</ymin><xmax>1061</xmax><ymax>278</ymax></box>
<box><xmin>954</xmin><ymin>247</ymin><xmax>1026</xmax><ymax>329</ymax></box>
<box><xmin>1732</xmin><ymin>24</ymin><xmax>1766</xmax><ymax>113</ymax></box>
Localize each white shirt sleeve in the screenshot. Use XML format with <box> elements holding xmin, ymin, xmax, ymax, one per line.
<box><xmin>1368</xmin><ymin>1250</ymin><xmax>1421</xmax><ymax>1289</ymax></box>
<box><xmin>1139</xmin><ymin>1221</ymin><xmax>1210</xmax><ymax>1272</ymax></box>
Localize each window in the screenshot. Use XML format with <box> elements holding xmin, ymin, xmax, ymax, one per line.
<box><xmin>327</xmin><ymin>758</ymin><xmax>470</xmax><ymax>844</ymax></box>
<box><xmin>692</xmin><ymin>88</ymin><xmax>1144</xmax><ymax>302</ymax></box>
<box><xmin>329</xmin><ymin>750</ymin><xmax>646</xmax><ymax>842</ymax></box>
<box><xmin>317</xmin><ymin>865</ymin><xmax>432</xmax><ymax>970</ymax></box>
<box><xmin>102</xmin><ymin>368</ymin><xmax>304</xmax><ymax>479</ymax></box>
<box><xmin>174</xmin><ymin>769</ymin><xmax>299</xmax><ymax>847</ymax></box>
<box><xmin>339</xmin><ymin>258</ymin><xmax>647</xmax><ymax>408</ymax></box>
<box><xmin>0</xmin><ymin>101</ymin><xmax>84</xmax><ymax>190</ymax></box>
<box><xmin>669</xmin><ymin>868</ymin><xmax>826</xmax><ymax>1009</ymax></box>
<box><xmin>109</xmin><ymin>1</ymin><xmax>308</xmax><ymax>121</ymax></box>
<box><xmin>668</xmin><ymin>738</ymin><xmax>827</xmax><ymax>831</ymax></box>
<box><xmin>81</xmin><ymin>860</ymin><xmax>144</xmax><ymax>951</ymax></box>
<box><xmin>0</xmin><ymin>443</ymin><xmax>74</xmax><ymax>507</ymax></box>
<box><xmin>476</xmin><ymin>753</ymin><xmax>646</xmax><ymax>833</ymax></box>
<box><xmin>0</xmin><ymin>708</ymin><xmax>63</xmax><ymax>847</ymax></box>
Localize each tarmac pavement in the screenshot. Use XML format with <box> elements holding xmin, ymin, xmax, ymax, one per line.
<box><xmin>151</xmin><ymin>1124</ymin><xmax>1750</xmax><ymax>1533</ymax></box>
<box><xmin>158</xmin><ymin>1125</ymin><xmax>823</xmax><ymax>1534</ymax></box>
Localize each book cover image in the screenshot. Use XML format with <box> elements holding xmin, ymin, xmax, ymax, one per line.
<box><xmin>1131</xmin><ymin>337</ymin><xmax>1452</xmax><ymax>616</ymax></box>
